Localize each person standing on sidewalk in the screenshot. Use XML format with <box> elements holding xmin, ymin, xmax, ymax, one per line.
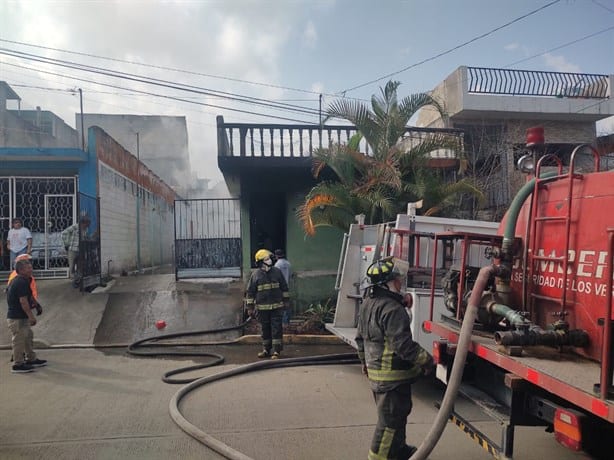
<box><xmin>6</xmin><ymin>258</ymin><xmax>47</xmax><ymax>373</ymax></box>
<box><xmin>355</xmin><ymin>258</ymin><xmax>434</xmax><ymax>460</ymax></box>
<box><xmin>274</xmin><ymin>249</ymin><xmax>292</xmax><ymax>325</ymax></box>
<box><xmin>245</xmin><ymin>249</ymin><xmax>289</xmax><ymax>360</ymax></box>
<box><xmin>7</xmin><ymin>253</ymin><xmax>42</xmax><ymax>314</ymax></box>
<box><xmin>6</xmin><ymin>218</ymin><xmax>32</xmax><ymax>269</ymax></box>
<box><xmin>61</xmin><ymin>215</ymin><xmax>91</xmax><ymax>287</ymax></box>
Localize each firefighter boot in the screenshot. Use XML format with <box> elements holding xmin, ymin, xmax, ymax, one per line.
<box><xmin>257</xmin><ymin>349</ymin><xmax>271</xmax><ymax>359</ymax></box>
<box><xmin>399</xmin><ymin>444</ymin><xmax>418</xmax><ymax>460</ymax></box>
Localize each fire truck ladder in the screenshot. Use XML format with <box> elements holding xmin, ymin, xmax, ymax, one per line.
<box><xmin>526</xmin><ymin>146</ymin><xmax>601</xmax><ymax>318</ymax></box>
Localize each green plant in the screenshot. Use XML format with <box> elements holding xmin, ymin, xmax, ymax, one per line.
<box><xmin>297</xmin><ymin>80</ymin><xmax>483</xmax><ymax>236</ymax></box>
<box><xmin>301</xmin><ymin>298</ymin><xmax>336</xmax><ymax>332</ymax></box>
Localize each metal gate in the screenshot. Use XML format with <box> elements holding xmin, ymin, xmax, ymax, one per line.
<box><xmin>77</xmin><ymin>192</ymin><xmax>101</xmax><ymax>291</ymax></box>
<box><xmin>1</xmin><ymin>176</ymin><xmax>77</xmax><ymax>279</ymax></box>
<box><xmin>174</xmin><ymin>198</ymin><xmax>242</xmax><ymax>279</ymax></box>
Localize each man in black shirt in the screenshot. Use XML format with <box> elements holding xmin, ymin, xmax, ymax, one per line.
<box><xmin>6</xmin><ymin>259</ymin><xmax>47</xmax><ymax>373</ymax></box>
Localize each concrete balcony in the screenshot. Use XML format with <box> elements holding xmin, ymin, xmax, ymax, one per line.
<box><xmin>422</xmin><ymin>66</ymin><xmax>614</xmax><ymax>124</ymax></box>
<box><xmin>216</xmin><ymin>115</ymin><xmax>464</xmax><ymax>176</ymax></box>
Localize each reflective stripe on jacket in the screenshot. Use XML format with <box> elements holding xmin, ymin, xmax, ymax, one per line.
<box><xmin>355</xmin><ymin>286</ymin><xmax>430</xmax><ymax>392</ymax></box>
<box><xmin>245</xmin><ymin>266</ymin><xmax>289</xmax><ymax>311</ymax></box>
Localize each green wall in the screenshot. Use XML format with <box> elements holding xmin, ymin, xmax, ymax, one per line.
<box><xmin>236</xmin><ymin>178</ymin><xmax>345</xmax><ymax>314</ymax></box>
<box><xmin>285</xmin><ymin>192</ymin><xmax>344</xmax><ymax>311</ymax></box>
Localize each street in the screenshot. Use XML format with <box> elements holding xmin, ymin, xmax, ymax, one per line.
<box><xmin>0</xmin><ymin>345</ymin><xmax>590</xmax><ymax>460</ymax></box>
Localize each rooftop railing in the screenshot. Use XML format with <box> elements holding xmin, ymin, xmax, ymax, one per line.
<box><xmin>217</xmin><ymin>115</ymin><xmax>463</xmax><ymax>159</ymax></box>
<box><xmin>467</xmin><ymin>67</ymin><xmax>609</xmax><ymax>98</ymax></box>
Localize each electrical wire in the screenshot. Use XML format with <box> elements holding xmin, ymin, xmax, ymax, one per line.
<box><xmin>504</xmin><ymin>25</ymin><xmax>614</xmax><ymax>68</ymax></box>
<box><xmin>0</xmin><ymin>47</ymin><xmax>322</xmax><ymax>117</ymax></box>
<box><xmin>339</xmin><ymin>0</ymin><xmax>562</xmax><ymax>94</ymax></box>
<box><xmin>1</xmin><ymin>60</ymin><xmax>316</xmax><ymax>124</ymax></box>
<box><xmin>0</xmin><ymin>37</ymin><xmax>338</xmax><ymax>98</ymax></box>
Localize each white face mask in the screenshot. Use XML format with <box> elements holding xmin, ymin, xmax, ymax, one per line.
<box><xmin>262</xmin><ymin>256</ymin><xmax>273</xmax><ymax>270</ymax></box>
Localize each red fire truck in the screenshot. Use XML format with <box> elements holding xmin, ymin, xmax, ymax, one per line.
<box><xmin>421</xmin><ymin>129</ymin><xmax>614</xmax><ymax>459</ymax></box>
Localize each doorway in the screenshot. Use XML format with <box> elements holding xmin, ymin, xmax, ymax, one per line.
<box><xmin>249</xmin><ymin>191</ymin><xmax>286</xmax><ymax>266</ymax></box>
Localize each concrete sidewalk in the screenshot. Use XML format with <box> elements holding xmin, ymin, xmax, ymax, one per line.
<box><xmin>1</xmin><ymin>274</ymin><xmax>247</xmax><ymax>348</ymax></box>
<box><xmin>0</xmin><ymin>346</ymin><xmax>587</xmax><ymax>460</ymax></box>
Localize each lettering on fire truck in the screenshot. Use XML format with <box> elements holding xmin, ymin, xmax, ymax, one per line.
<box><xmin>511</xmin><ymin>249</ymin><xmax>614</xmax><ymax>297</ymax></box>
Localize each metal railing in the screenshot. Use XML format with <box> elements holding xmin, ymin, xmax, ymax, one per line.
<box><xmin>217</xmin><ymin>115</ymin><xmax>464</xmax><ymax>159</ymax></box>
<box><xmin>467</xmin><ymin>67</ymin><xmax>609</xmax><ymax>98</ymax></box>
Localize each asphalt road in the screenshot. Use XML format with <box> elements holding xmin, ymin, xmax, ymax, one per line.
<box><xmin>0</xmin><ymin>345</ymin><xmax>591</xmax><ymax>460</ymax></box>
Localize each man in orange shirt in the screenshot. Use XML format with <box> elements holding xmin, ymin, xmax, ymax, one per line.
<box><xmin>7</xmin><ymin>253</ymin><xmax>41</xmax><ymax>315</ymax></box>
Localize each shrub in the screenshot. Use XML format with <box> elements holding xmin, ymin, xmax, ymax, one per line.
<box><xmin>301</xmin><ymin>298</ymin><xmax>336</xmax><ymax>332</ymax></box>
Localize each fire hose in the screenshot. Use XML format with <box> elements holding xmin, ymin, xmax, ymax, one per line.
<box><xmin>127</xmin><ymin>317</ymin><xmax>360</xmax><ymax>460</ymax></box>
<box><xmin>409</xmin><ymin>174</ymin><xmax>553</xmax><ymax>459</ymax></box>
<box><xmin>168</xmin><ymin>353</ymin><xmax>360</xmax><ymax>460</ymax></box>
<box><xmin>127</xmin><ymin>317</ymin><xmax>253</xmax><ymax>384</ymax></box>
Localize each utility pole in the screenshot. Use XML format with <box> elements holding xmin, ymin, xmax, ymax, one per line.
<box><xmin>78</xmin><ymin>88</ymin><xmax>85</xmax><ymax>150</ymax></box>
<box><xmin>136</xmin><ymin>132</ymin><xmax>141</xmax><ymax>272</ymax></box>
<box><xmin>319</xmin><ymin>93</ymin><xmax>323</xmax><ymax>149</ymax></box>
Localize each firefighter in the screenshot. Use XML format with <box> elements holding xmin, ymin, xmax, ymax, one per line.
<box><xmin>245</xmin><ymin>249</ymin><xmax>289</xmax><ymax>359</ymax></box>
<box><xmin>355</xmin><ymin>258</ymin><xmax>434</xmax><ymax>460</ymax></box>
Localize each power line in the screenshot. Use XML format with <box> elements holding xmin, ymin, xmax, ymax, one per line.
<box><xmin>0</xmin><ymin>47</ymin><xmax>323</xmax><ymax>117</ymax></box>
<box><xmin>0</xmin><ymin>37</ymin><xmax>340</xmax><ymax>98</ymax></box>
<box><xmin>340</xmin><ymin>0</ymin><xmax>562</xmax><ymax>94</ymax></box>
<box><xmin>1</xmin><ymin>60</ymin><xmax>317</xmax><ymax>124</ymax></box>
<box><xmin>504</xmin><ymin>25</ymin><xmax>614</xmax><ymax>68</ymax></box>
<box><xmin>592</xmin><ymin>0</ymin><xmax>614</xmax><ymax>15</ymax></box>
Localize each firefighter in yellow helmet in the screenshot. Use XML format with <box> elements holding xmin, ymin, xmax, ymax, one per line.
<box><xmin>245</xmin><ymin>249</ymin><xmax>290</xmax><ymax>359</ymax></box>
<box><xmin>355</xmin><ymin>258</ymin><xmax>434</xmax><ymax>460</ymax></box>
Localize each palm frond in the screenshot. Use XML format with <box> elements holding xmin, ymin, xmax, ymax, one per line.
<box><xmin>398</xmin><ymin>93</ymin><xmax>446</xmax><ymax>121</ymax></box>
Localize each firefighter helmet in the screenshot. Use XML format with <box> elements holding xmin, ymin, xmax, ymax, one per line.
<box><xmin>254</xmin><ymin>249</ymin><xmax>272</xmax><ymax>263</ymax></box>
<box><xmin>366</xmin><ymin>259</ymin><xmax>402</xmax><ymax>285</ymax></box>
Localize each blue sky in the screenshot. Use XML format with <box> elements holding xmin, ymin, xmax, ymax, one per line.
<box><xmin>1</xmin><ymin>0</ymin><xmax>613</xmax><ymax>183</ymax></box>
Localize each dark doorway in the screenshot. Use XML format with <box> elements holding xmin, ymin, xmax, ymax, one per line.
<box><xmin>249</xmin><ymin>191</ymin><xmax>285</xmax><ymax>266</ymax></box>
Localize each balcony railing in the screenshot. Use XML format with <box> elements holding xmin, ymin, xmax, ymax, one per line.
<box><xmin>467</xmin><ymin>67</ymin><xmax>609</xmax><ymax>98</ymax></box>
<box><xmin>217</xmin><ymin>115</ymin><xmax>463</xmax><ymax>159</ymax></box>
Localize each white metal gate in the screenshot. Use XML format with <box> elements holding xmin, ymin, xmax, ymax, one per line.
<box><xmin>1</xmin><ymin>176</ymin><xmax>76</xmax><ymax>279</ymax></box>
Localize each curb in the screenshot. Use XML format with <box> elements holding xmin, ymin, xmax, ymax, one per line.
<box><xmin>236</xmin><ymin>334</ymin><xmax>344</xmax><ymax>345</ymax></box>
<box><xmin>0</xmin><ymin>334</ymin><xmax>344</xmax><ymax>350</ymax></box>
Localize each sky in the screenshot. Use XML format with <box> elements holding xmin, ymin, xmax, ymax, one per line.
<box><xmin>1</xmin><ymin>0</ymin><xmax>613</xmax><ymax>186</ymax></box>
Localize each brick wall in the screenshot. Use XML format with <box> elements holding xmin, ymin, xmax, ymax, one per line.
<box><xmin>93</xmin><ymin>127</ymin><xmax>176</xmax><ymax>275</ymax></box>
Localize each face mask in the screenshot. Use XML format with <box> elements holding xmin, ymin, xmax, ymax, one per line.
<box><xmin>261</xmin><ymin>257</ymin><xmax>273</xmax><ymax>271</ymax></box>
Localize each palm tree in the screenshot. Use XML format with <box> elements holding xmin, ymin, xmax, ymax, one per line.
<box><xmin>297</xmin><ymin>80</ymin><xmax>483</xmax><ymax>235</ymax></box>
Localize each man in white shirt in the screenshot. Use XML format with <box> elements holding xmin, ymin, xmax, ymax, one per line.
<box><xmin>274</xmin><ymin>249</ymin><xmax>292</xmax><ymax>324</ymax></box>
<box><xmin>6</xmin><ymin>218</ymin><xmax>32</xmax><ymax>269</ymax></box>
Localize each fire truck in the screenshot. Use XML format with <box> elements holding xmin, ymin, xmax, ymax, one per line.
<box><xmin>328</xmin><ymin>129</ymin><xmax>614</xmax><ymax>459</ymax></box>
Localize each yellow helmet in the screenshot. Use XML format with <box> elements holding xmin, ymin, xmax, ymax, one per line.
<box><xmin>254</xmin><ymin>249</ymin><xmax>272</xmax><ymax>263</ymax></box>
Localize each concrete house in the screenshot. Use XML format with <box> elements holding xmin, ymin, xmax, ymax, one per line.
<box><xmin>215</xmin><ymin>116</ymin><xmax>463</xmax><ymax>311</ymax></box>
<box><xmin>78</xmin><ymin>114</ymin><xmax>194</xmax><ymax>198</ymax></box>
<box><xmin>0</xmin><ymin>82</ymin><xmax>176</xmax><ymax>283</ymax></box>
<box><xmin>416</xmin><ymin>66</ymin><xmax>614</xmax><ymax>219</ymax></box>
